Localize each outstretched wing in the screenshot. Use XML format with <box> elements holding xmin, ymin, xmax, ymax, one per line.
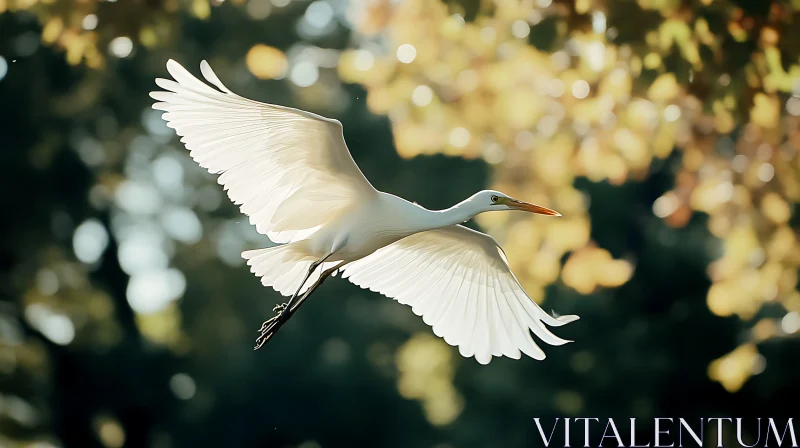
<box><xmin>342</xmin><ymin>225</ymin><xmax>579</xmax><ymax>364</ymax></box>
<box><xmin>151</xmin><ymin>60</ymin><xmax>377</xmax><ymax>243</ymax></box>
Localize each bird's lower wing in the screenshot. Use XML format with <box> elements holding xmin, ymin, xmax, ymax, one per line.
<box><xmin>341</xmin><ymin>225</ymin><xmax>578</xmax><ymax>364</ymax></box>
<box><xmin>151</xmin><ymin>60</ymin><xmax>377</xmax><ymax>244</ymax></box>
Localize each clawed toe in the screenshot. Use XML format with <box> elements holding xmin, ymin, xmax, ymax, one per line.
<box><xmin>254</xmin><ymin>305</ymin><xmax>289</xmax><ymax>349</ymax></box>
<box><xmin>272</xmin><ymin>302</ymin><xmax>287</xmax><ymax>313</ymax></box>
<box><xmin>254</xmin><ymin>335</ymin><xmax>267</xmax><ymax>350</ymax></box>
<box><xmin>257</xmin><ymin>316</ymin><xmax>277</xmax><ymax>333</ymax></box>
<box><xmin>252</xmin><ymin>262</ymin><xmax>341</xmax><ymax>352</ymax></box>
<box><xmin>257</xmin><ymin>303</ymin><xmax>289</xmax><ymax>333</ymax></box>
<box><xmin>254</xmin><ymin>319</ymin><xmax>280</xmax><ymax>350</ymax></box>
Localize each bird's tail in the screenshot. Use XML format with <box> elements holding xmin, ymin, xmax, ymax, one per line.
<box><xmin>242</xmin><ymin>242</ymin><xmax>336</xmax><ymax>297</ymax></box>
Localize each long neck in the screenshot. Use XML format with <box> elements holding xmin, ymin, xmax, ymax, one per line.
<box><xmin>414</xmin><ymin>199</ymin><xmax>478</xmax><ymax>232</ymax></box>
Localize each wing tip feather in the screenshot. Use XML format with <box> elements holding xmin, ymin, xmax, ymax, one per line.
<box><xmin>557</xmin><ymin>314</ymin><xmax>580</xmax><ymax>325</ymax></box>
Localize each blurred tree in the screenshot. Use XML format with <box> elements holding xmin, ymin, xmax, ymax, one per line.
<box><xmin>1</xmin><ymin>0</ymin><xmax>799</xmax><ymax>447</ymax></box>
<box><xmin>338</xmin><ymin>0</ymin><xmax>800</xmax><ymax>394</ymax></box>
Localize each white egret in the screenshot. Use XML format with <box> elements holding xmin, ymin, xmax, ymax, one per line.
<box><xmin>150</xmin><ymin>60</ymin><xmax>579</xmax><ymax>364</ymax></box>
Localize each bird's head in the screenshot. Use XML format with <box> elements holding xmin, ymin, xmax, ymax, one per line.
<box><xmin>470</xmin><ymin>190</ymin><xmax>562</xmax><ymax>216</ymax></box>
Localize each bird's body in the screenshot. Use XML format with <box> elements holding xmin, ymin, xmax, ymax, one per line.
<box><xmin>303</xmin><ymin>192</ymin><xmax>431</xmax><ymax>262</ymax></box>
<box><xmin>300</xmin><ymin>191</ymin><xmax>487</xmax><ymax>262</ymax></box>
<box><xmin>152</xmin><ymin>60</ymin><xmax>579</xmax><ymax>364</ymax></box>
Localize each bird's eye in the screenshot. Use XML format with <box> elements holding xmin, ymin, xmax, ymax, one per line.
<box><xmin>491</xmin><ymin>195</ymin><xmax>499</xmax><ymax>203</ymax></box>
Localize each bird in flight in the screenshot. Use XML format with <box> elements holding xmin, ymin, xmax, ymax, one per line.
<box><xmin>150</xmin><ymin>60</ymin><xmax>578</xmax><ymax>364</ymax></box>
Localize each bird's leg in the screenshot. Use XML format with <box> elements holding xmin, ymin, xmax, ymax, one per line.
<box><xmin>257</xmin><ymin>256</ymin><xmax>330</xmax><ymax>333</ymax></box>
<box><xmin>256</xmin><ymin>302</ymin><xmax>290</xmax><ymax>333</ymax></box>
<box><xmin>254</xmin><ymin>261</ymin><xmax>343</xmax><ymax>350</ymax></box>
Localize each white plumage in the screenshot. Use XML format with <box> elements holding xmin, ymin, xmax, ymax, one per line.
<box><xmin>151</xmin><ymin>59</ymin><xmax>578</xmax><ymax>364</ymax></box>
<box><xmin>343</xmin><ymin>226</ymin><xmax>578</xmax><ymax>364</ymax></box>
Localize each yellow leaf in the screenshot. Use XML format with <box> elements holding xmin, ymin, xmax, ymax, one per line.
<box><xmin>139</xmin><ymin>27</ymin><xmax>158</xmax><ymax>48</ymax></box>
<box><xmin>750</xmin><ymin>93</ymin><xmax>780</xmax><ymax>129</ymax></box>
<box><xmin>42</xmin><ymin>17</ymin><xmax>63</xmax><ymax>44</ymax></box>
<box><xmin>597</xmin><ymin>259</ymin><xmax>633</xmax><ymax>287</ymax></box>
<box><xmin>528</xmin><ymin>251</ymin><xmax>561</xmax><ymax>284</ymax></box>
<box><xmin>575</xmin><ymin>0</ymin><xmax>592</xmax><ymax>14</ymax></box>
<box><xmin>648</xmin><ymin>73</ymin><xmax>679</xmax><ymax>102</ymax></box>
<box><xmin>246</xmin><ymin>44</ymin><xmax>287</xmax><ymax>80</ymax></box>
<box><xmin>643</xmin><ymin>52</ymin><xmax>661</xmax><ymax>70</ymax></box>
<box><xmin>192</xmin><ymin>0</ymin><xmax>211</xmax><ymax>19</ymax></box>
<box><xmin>708</xmin><ymin>344</ymin><xmax>759</xmax><ymax>392</ymax></box>
<box><xmin>761</xmin><ymin>192</ymin><xmax>791</xmax><ymax>224</ymax></box>
<box><xmin>707</xmin><ymin>283</ymin><xmax>736</xmax><ymax>317</ymax></box>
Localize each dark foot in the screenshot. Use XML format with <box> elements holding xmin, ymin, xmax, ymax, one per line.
<box><xmin>255</xmin><ymin>303</ymin><xmax>288</xmax><ymax>333</ymax></box>
<box><xmin>251</xmin><ymin>262</ymin><xmax>339</xmax><ymax>352</ymax></box>
<box><xmin>254</xmin><ymin>303</ymin><xmax>291</xmax><ymax>350</ymax></box>
<box><xmin>253</xmin><ymin>328</ymin><xmax>270</xmax><ymax>350</ymax></box>
<box><xmin>272</xmin><ymin>302</ymin><xmax>287</xmax><ymax>313</ymax></box>
<box><xmin>257</xmin><ymin>315</ymin><xmax>278</xmax><ymax>333</ymax></box>
<box><xmin>254</xmin><ymin>315</ymin><xmax>283</xmax><ymax>350</ymax></box>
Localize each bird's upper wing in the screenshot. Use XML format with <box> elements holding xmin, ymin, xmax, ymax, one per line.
<box><xmin>150</xmin><ymin>60</ymin><xmax>377</xmax><ymax>243</ymax></box>
<box><xmin>341</xmin><ymin>225</ymin><xmax>578</xmax><ymax>364</ymax></box>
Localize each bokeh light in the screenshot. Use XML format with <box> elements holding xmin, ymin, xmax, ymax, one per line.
<box><xmin>4</xmin><ymin>0</ymin><xmax>799</xmax><ymax>445</ymax></box>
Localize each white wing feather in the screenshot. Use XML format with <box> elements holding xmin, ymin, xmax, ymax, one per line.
<box><xmin>342</xmin><ymin>225</ymin><xmax>579</xmax><ymax>364</ymax></box>
<box><xmin>150</xmin><ymin>60</ymin><xmax>377</xmax><ymax>243</ymax></box>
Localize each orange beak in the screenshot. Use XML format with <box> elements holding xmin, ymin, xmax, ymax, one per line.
<box><xmin>508</xmin><ymin>199</ymin><xmax>562</xmax><ymax>216</ymax></box>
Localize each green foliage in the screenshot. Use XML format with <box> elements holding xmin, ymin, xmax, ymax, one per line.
<box><xmin>0</xmin><ymin>1</ymin><xmax>798</xmax><ymax>447</ymax></box>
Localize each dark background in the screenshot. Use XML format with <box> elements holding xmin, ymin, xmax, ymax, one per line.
<box><xmin>1</xmin><ymin>0</ymin><xmax>799</xmax><ymax>447</ymax></box>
